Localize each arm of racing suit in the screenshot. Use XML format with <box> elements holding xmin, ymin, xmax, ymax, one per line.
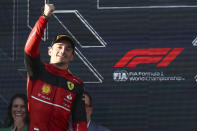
<box><xmin>72</xmin><ymin>83</ymin><xmax>87</xmax><ymax>131</ymax></box>
<box><xmin>24</xmin><ymin>16</ymin><xmax>48</xmax><ymax>80</ymax></box>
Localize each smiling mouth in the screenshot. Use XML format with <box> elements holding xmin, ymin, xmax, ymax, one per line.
<box><xmin>57</xmin><ymin>55</ymin><xmax>66</xmax><ymax>58</ymax></box>
<box><xmin>15</xmin><ymin>113</ymin><xmax>24</xmax><ymax>117</ymax></box>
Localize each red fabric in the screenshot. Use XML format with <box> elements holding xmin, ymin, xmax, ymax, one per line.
<box><xmin>24</xmin><ymin>16</ymin><xmax>87</xmax><ymax>131</ymax></box>
<box><xmin>25</xmin><ymin>16</ymin><xmax>47</xmax><ymax>57</ymax></box>
<box><xmin>73</xmin><ymin>121</ymin><xmax>87</xmax><ymax>131</ymax></box>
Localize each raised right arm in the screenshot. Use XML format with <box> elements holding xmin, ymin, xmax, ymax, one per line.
<box><xmin>24</xmin><ymin>16</ymin><xmax>48</xmax><ymax>80</ymax></box>
<box><xmin>24</xmin><ymin>16</ymin><xmax>48</xmax><ymax>57</ymax></box>
<box><xmin>24</xmin><ymin>4</ymin><xmax>55</xmax><ymax>79</ymax></box>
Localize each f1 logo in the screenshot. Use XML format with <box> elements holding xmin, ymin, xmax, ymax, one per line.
<box><xmin>114</xmin><ymin>48</ymin><xmax>184</xmax><ymax>67</ymax></box>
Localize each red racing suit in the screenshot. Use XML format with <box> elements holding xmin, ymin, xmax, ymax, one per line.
<box><xmin>24</xmin><ymin>16</ymin><xmax>87</xmax><ymax>131</ymax></box>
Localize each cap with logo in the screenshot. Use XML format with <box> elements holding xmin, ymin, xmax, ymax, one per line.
<box><xmin>51</xmin><ymin>34</ymin><xmax>75</xmax><ymax>49</ymax></box>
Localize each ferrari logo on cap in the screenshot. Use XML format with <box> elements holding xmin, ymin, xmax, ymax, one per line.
<box><xmin>67</xmin><ymin>81</ymin><xmax>74</xmax><ymax>90</ymax></box>
<box><xmin>56</xmin><ymin>34</ymin><xmax>71</xmax><ymax>40</ymax></box>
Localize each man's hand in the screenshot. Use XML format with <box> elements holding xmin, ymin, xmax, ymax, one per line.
<box><xmin>43</xmin><ymin>4</ymin><xmax>55</xmax><ymax>18</ymax></box>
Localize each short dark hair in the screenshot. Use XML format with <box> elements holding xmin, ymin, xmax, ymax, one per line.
<box><xmin>84</xmin><ymin>91</ymin><xmax>93</xmax><ymax>107</ymax></box>
<box><xmin>4</xmin><ymin>94</ymin><xmax>29</xmax><ymax>127</ymax></box>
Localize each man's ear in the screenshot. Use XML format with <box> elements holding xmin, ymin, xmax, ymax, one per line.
<box><xmin>48</xmin><ymin>47</ymin><xmax>52</xmax><ymax>56</ymax></box>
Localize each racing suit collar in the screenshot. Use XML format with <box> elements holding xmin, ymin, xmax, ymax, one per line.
<box><xmin>48</xmin><ymin>64</ymin><xmax>69</xmax><ymax>76</ymax></box>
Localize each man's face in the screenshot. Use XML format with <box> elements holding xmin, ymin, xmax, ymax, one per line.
<box><xmin>85</xmin><ymin>94</ymin><xmax>93</xmax><ymax>122</ymax></box>
<box><xmin>12</xmin><ymin>97</ymin><xmax>26</xmax><ymax>122</ymax></box>
<box><xmin>49</xmin><ymin>41</ymin><xmax>74</xmax><ymax>66</ymax></box>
